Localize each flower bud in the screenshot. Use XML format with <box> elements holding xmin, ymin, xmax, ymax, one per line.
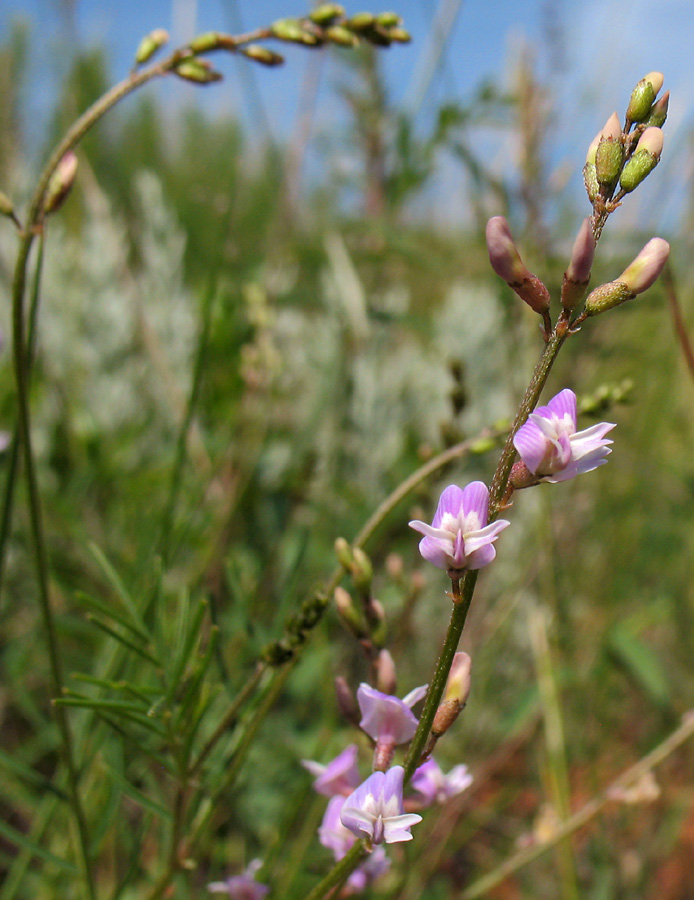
<box><xmin>376</xmin><ymin>649</ymin><xmax>397</xmax><ymax>695</ymax></box>
<box><xmin>348</xmin><ymin>12</ymin><xmax>376</xmax><ymax>30</ymax></box>
<box><xmin>584</xmin><ymin>282</ymin><xmax>635</xmax><ymax>317</ymax></box>
<box><xmin>241</xmin><ymin>45</ymin><xmax>284</xmax><ymax>66</ymax></box>
<box><xmin>351</xmin><ymin>547</ymin><xmax>373</xmax><ymax>593</ymax></box>
<box><xmin>135</xmin><ymin>28</ymin><xmax>170</xmax><ymax>64</ymax></box>
<box><xmin>44</xmin><ymin>152</ymin><xmax>78</xmax><ymax>214</ymax></box>
<box><xmin>189</xmin><ymin>31</ymin><xmax>223</xmax><ymax>53</ymax></box>
<box><xmin>376</xmin><ymin>11</ymin><xmax>402</xmax><ymax>27</ymax></box>
<box><xmin>387</xmin><ymin>27</ymin><xmax>411</xmax><ymax>43</ymax></box>
<box><xmin>335</xmin><ymin>676</ymin><xmax>360</xmax><ymax>725</ymax></box>
<box><xmin>619</xmin><ymin>127</ymin><xmax>663</xmax><ymax>193</ymax></box>
<box><xmin>309</xmin><ymin>3</ymin><xmax>345</xmax><ymax>24</ymax></box>
<box><xmin>325</xmin><ymin>25</ymin><xmax>359</xmax><ymax>46</ymax></box>
<box><xmin>626</xmin><ymin>72</ymin><xmax>664</xmax><ymax>124</ymax></box>
<box><xmin>367</xmin><ymin>598</ymin><xmax>387</xmax><ymax>648</ymax></box>
<box><xmin>174</xmin><ymin>58</ymin><xmax>222</xmax><ymax>84</ymax></box>
<box><xmin>444</xmin><ymin>652</ymin><xmax>472</xmax><ymax>706</ymax></box>
<box><xmin>271</xmin><ymin>18</ymin><xmax>318</xmax><ymax>44</ymax></box>
<box><xmin>618</xmin><ymin>237</ymin><xmax>670</xmax><ymax>294</ymax></box>
<box><xmin>595</xmin><ymin>136</ymin><xmax>624</xmax><ymax>186</ymax></box>
<box><xmin>583</xmin><ymin>162</ymin><xmax>599</xmax><ymax>204</ymax></box>
<box><xmin>0</xmin><ymin>191</ymin><xmax>14</xmax><ymax>218</ymax></box>
<box><xmin>334</xmin><ymin>537</ymin><xmax>353</xmax><ymax>569</ymax></box>
<box><xmin>562</xmin><ymin>218</ymin><xmax>596</xmax><ymax>311</ymax></box>
<box><xmin>601</xmin><ymin>112</ymin><xmax>623</xmax><ymax>141</ymax></box>
<box><xmin>334</xmin><ymin>586</ymin><xmax>368</xmax><ymax>637</ymax></box>
<box><xmin>645</xmin><ymin>90</ymin><xmax>669</xmax><ymax>128</ymax></box>
<box><xmin>485</xmin><ymin>217</ymin><xmax>551</xmax><ymax>315</ymax></box>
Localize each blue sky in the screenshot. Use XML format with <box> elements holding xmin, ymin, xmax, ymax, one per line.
<box><xmin>2</xmin><ymin>0</ymin><xmax>692</xmax><ymax>230</ymax></box>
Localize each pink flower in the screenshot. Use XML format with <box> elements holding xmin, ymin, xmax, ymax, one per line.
<box><xmin>302</xmin><ymin>744</ymin><xmax>361</xmax><ymax>797</ymax></box>
<box><xmin>208</xmin><ymin>861</ymin><xmax>269</xmax><ymax>900</ymax></box>
<box><xmin>411</xmin><ymin>758</ymin><xmax>473</xmax><ymax>807</ymax></box>
<box><xmin>513</xmin><ymin>389</ymin><xmax>614</xmax><ymax>483</ymax></box>
<box><xmin>357</xmin><ymin>683</ymin><xmax>427</xmax><ymax>745</ymax></box>
<box><xmin>409</xmin><ymin>482</ymin><xmax>510</xmax><ymax>572</ymax></box>
<box><xmin>341</xmin><ymin>767</ymin><xmax>422</xmax><ymax>844</ymax></box>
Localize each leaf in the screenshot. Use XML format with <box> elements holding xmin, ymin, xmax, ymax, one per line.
<box><xmin>74</xmin><ymin>590</ymin><xmax>150</xmax><ymax>642</ymax></box>
<box><xmin>86</xmin><ymin>616</ymin><xmax>160</xmax><ymax>666</ymax></box>
<box><xmin>608</xmin><ymin>624</ymin><xmax>671</xmax><ymax>707</ymax></box>
<box><xmin>87</xmin><ymin>542</ymin><xmax>149</xmax><ymax>636</ymax></box>
<box><xmin>0</xmin><ymin>818</ymin><xmax>77</xmax><ymax>873</ymax></box>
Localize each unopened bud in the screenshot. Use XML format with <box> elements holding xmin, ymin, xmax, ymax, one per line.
<box><xmin>626</xmin><ymin>72</ymin><xmax>664</xmax><ymax>124</ymax></box>
<box><xmin>351</xmin><ymin>547</ymin><xmax>373</xmax><ymax>592</ymax></box>
<box><xmin>485</xmin><ymin>216</ymin><xmax>551</xmax><ymax>315</ymax></box>
<box><xmin>583</xmin><ymin>163</ymin><xmax>599</xmax><ymax>204</ymax></box>
<box><xmin>309</xmin><ymin>3</ymin><xmax>345</xmax><ymax>24</ymax></box>
<box><xmin>0</xmin><ymin>191</ymin><xmax>14</xmax><ymax>218</ymax></box>
<box><xmin>44</xmin><ymin>152</ymin><xmax>78</xmax><ymax>214</ymax></box>
<box><xmin>645</xmin><ymin>90</ymin><xmax>669</xmax><ymax>128</ymax></box>
<box><xmin>583</xmin><ymin>281</ymin><xmax>635</xmax><ymax>317</ymax></box>
<box><xmin>601</xmin><ymin>112</ymin><xmax>622</xmax><ymax>141</ymax></box>
<box><xmin>562</xmin><ymin>218</ymin><xmax>595</xmax><ymax>311</ymax></box>
<box><xmin>387</xmin><ymin>27</ymin><xmax>411</xmax><ymax>43</ymax></box>
<box><xmin>241</xmin><ymin>45</ymin><xmax>284</xmax><ymax>66</ymax></box>
<box><xmin>376</xmin><ymin>649</ymin><xmax>397</xmax><ymax>695</ymax></box>
<box><xmin>509</xmin><ymin>459</ymin><xmax>541</xmax><ymax>490</ymax></box>
<box><xmin>348</xmin><ymin>12</ymin><xmax>376</xmax><ymax>30</ymax></box>
<box><xmin>367</xmin><ymin>598</ymin><xmax>387</xmax><ymax>648</ymax></box>
<box><xmin>595</xmin><ymin>136</ymin><xmax>624</xmax><ymax>186</ymax></box>
<box><xmin>335</xmin><ymin>676</ymin><xmax>359</xmax><ymax>725</ymax></box>
<box><xmin>325</xmin><ymin>25</ymin><xmax>359</xmax><ymax>46</ymax></box>
<box><xmin>376</xmin><ymin>11</ymin><xmax>402</xmax><ymax>26</ymax></box>
<box><xmin>190</xmin><ymin>32</ymin><xmax>223</xmax><ymax>53</ymax></box>
<box><xmin>174</xmin><ymin>58</ymin><xmax>222</xmax><ymax>84</ymax></box>
<box><xmin>385</xmin><ymin>553</ymin><xmax>403</xmax><ymax>580</ymax></box>
<box><xmin>334</xmin><ymin>537</ymin><xmax>353</xmax><ymax>569</ymax></box>
<box><xmin>444</xmin><ymin>652</ymin><xmax>472</xmax><ymax>705</ymax></box>
<box><xmin>334</xmin><ymin>586</ymin><xmax>368</xmax><ymax>637</ymax></box>
<box><xmin>619</xmin><ymin>127</ymin><xmax>663</xmax><ymax>193</ymax></box>
<box><xmin>618</xmin><ymin>237</ymin><xmax>670</xmax><ymax>294</ymax></box>
<box><xmin>271</xmin><ymin>18</ymin><xmax>319</xmax><ymax>44</ymax></box>
<box><xmin>135</xmin><ymin>28</ymin><xmax>170</xmax><ymax>64</ymax></box>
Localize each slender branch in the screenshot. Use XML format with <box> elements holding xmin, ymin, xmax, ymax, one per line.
<box><xmin>662</xmin><ymin>262</ymin><xmax>694</xmax><ymax>387</ymax></box>
<box><xmin>302</xmin><ymin>841</ymin><xmax>368</xmax><ymax>900</ymax></box>
<box><xmin>459</xmin><ymin>711</ymin><xmax>694</xmax><ymax>899</ymax></box>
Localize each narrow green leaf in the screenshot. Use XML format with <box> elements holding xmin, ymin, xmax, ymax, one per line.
<box><xmin>166</xmin><ymin>597</ymin><xmax>208</xmax><ymax>703</ymax></box>
<box><xmin>0</xmin><ymin>818</ymin><xmax>77</xmax><ymax>873</ymax></box>
<box><xmin>87</xmin><ymin>542</ymin><xmax>148</xmax><ymax>634</ymax></box>
<box><xmin>100</xmin><ymin>762</ymin><xmax>172</xmax><ymax>821</ymax></box>
<box><xmin>608</xmin><ymin>624</ymin><xmax>671</xmax><ymax>707</ymax></box>
<box><xmin>86</xmin><ymin>616</ymin><xmax>160</xmax><ymax>666</ymax></box>
<box><xmin>0</xmin><ymin>747</ymin><xmax>68</xmax><ymax>800</ymax></box>
<box><xmin>74</xmin><ymin>590</ymin><xmax>150</xmax><ymax>642</ymax></box>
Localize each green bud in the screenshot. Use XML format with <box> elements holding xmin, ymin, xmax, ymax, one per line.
<box><xmin>44</xmin><ymin>152</ymin><xmax>78</xmax><ymax>214</ymax></box>
<box><xmin>645</xmin><ymin>91</ymin><xmax>669</xmax><ymax>128</ymax></box>
<box><xmin>325</xmin><ymin>24</ymin><xmax>359</xmax><ymax>46</ymax></box>
<box><xmin>387</xmin><ymin>26</ymin><xmax>411</xmax><ymax>42</ymax></box>
<box><xmin>348</xmin><ymin>12</ymin><xmax>376</xmax><ymax>30</ymax></box>
<box><xmin>135</xmin><ymin>28</ymin><xmax>170</xmax><ymax>64</ymax></box>
<box><xmin>174</xmin><ymin>58</ymin><xmax>222</xmax><ymax>84</ymax></box>
<box><xmin>189</xmin><ymin>31</ymin><xmax>221</xmax><ymax>53</ymax></box>
<box><xmin>626</xmin><ymin>71</ymin><xmax>663</xmax><ymax>123</ymax></box>
<box><xmin>351</xmin><ymin>547</ymin><xmax>373</xmax><ymax>592</ymax></box>
<box><xmin>271</xmin><ymin>18</ymin><xmax>319</xmax><ymax>44</ymax></box>
<box><xmin>584</xmin><ymin>281</ymin><xmax>634</xmax><ymax>316</ymax></box>
<box><xmin>334</xmin><ymin>537</ymin><xmax>353</xmax><ymax>569</ymax></box>
<box><xmin>595</xmin><ymin>137</ymin><xmax>624</xmax><ymax>186</ymax></box>
<box><xmin>583</xmin><ymin>162</ymin><xmax>599</xmax><ymax>204</ymax></box>
<box><xmin>309</xmin><ymin>3</ymin><xmax>345</xmax><ymax>24</ymax></box>
<box><xmin>620</xmin><ymin>149</ymin><xmax>658</xmax><ymax>193</ymax></box>
<box><xmin>242</xmin><ymin>45</ymin><xmax>284</xmax><ymax>66</ymax></box>
<box><xmin>0</xmin><ymin>191</ymin><xmax>14</xmax><ymax>218</ymax></box>
<box><xmin>334</xmin><ymin>586</ymin><xmax>368</xmax><ymax>638</ymax></box>
<box><xmin>375</xmin><ymin>11</ymin><xmax>402</xmax><ymax>26</ymax></box>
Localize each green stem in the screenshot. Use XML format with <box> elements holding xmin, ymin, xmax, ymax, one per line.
<box><xmin>302</xmin><ymin>841</ymin><xmax>368</xmax><ymax>900</ymax></box>
<box><xmin>403</xmin><ymin>571</ymin><xmax>477</xmax><ymax>782</ymax></box>
<box><xmin>459</xmin><ymin>711</ymin><xmax>694</xmax><ymax>899</ymax></box>
<box><xmin>11</xmin><ymin>233</ymin><xmax>96</xmax><ymax>899</ymax></box>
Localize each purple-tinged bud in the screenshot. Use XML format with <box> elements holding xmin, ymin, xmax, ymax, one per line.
<box><xmin>585</xmin><ymin>130</ymin><xmax>602</xmax><ymax>166</ymax></box>
<box><xmin>335</xmin><ymin>676</ymin><xmax>359</xmax><ymax>725</ymax></box>
<box><xmin>619</xmin><ymin>127</ymin><xmax>663</xmax><ymax>193</ymax></box>
<box><xmin>241</xmin><ymin>45</ymin><xmax>284</xmax><ymax>66</ymax></box>
<box><xmin>485</xmin><ymin>217</ymin><xmax>551</xmax><ymax>315</ymax></box>
<box><xmin>135</xmin><ymin>28</ymin><xmax>170</xmax><ymax>65</ymax></box>
<box><xmin>309</xmin><ymin>3</ymin><xmax>345</xmax><ymax>24</ymax></box>
<box><xmin>618</xmin><ymin>237</ymin><xmax>670</xmax><ymax>294</ymax></box>
<box><xmin>583</xmin><ymin>162</ymin><xmax>599</xmax><ymax>204</ymax></box>
<box><xmin>645</xmin><ymin>90</ymin><xmax>669</xmax><ymax>128</ymax></box>
<box><xmin>626</xmin><ymin>72</ymin><xmax>664</xmax><ymax>124</ymax></box>
<box><xmin>562</xmin><ymin>218</ymin><xmax>596</xmax><ymax>311</ymax></box>
<box><xmin>602</xmin><ymin>112</ymin><xmax>623</xmax><ymax>141</ymax></box>
<box><xmin>376</xmin><ymin>649</ymin><xmax>397</xmax><ymax>695</ymax></box>
<box><xmin>174</xmin><ymin>58</ymin><xmax>223</xmax><ymax>84</ymax></box>
<box><xmin>44</xmin><ymin>152</ymin><xmax>78</xmax><ymax>214</ymax></box>
<box><xmin>595</xmin><ymin>136</ymin><xmax>624</xmax><ymax>187</ymax></box>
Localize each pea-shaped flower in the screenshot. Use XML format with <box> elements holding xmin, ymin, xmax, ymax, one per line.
<box><xmin>512</xmin><ymin>389</ymin><xmax>614</xmax><ymax>483</ymax></box>
<box><xmin>341</xmin><ymin>766</ymin><xmax>422</xmax><ymax>844</ymax></box>
<box><xmin>409</xmin><ymin>482</ymin><xmax>509</xmax><ymax>572</ymax></box>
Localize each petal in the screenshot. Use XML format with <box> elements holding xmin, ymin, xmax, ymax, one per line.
<box><xmin>418</xmin><ymin>535</ymin><xmax>453</xmax><ymax>570</ymax></box>
<box><xmin>546</xmin><ymin>389</ymin><xmax>577</xmax><ymax>425</ymax></box>
<box><xmin>357</xmin><ymin>685</ymin><xmax>419</xmax><ymax>744</ymax></box>
<box><xmin>408</xmin><ymin>520</ymin><xmax>454</xmax><ymax>542</ymax></box>
<box><xmin>462</xmin><ymin>519</ymin><xmax>510</xmax><ymax>555</ymax></box>
<box><xmin>513</xmin><ymin>419</ymin><xmax>548</xmax><ymax>474</ymax></box>
<box><xmin>401</xmin><ymin>684</ymin><xmax>428</xmax><ymax>708</ymax></box>
<box><xmin>431</xmin><ymin>485</ymin><xmax>465</xmax><ymax>528</ymax></box>
<box><xmin>461</xmin><ymin>481</ymin><xmax>490</xmax><ymax>528</ymax></box>
<box><xmin>382</xmin><ymin>813</ymin><xmax>423</xmax><ymax>843</ymax></box>
<box><xmin>569</xmin><ymin>421</ymin><xmax>615</xmax><ymax>460</ymax></box>
<box><xmin>340</xmin><ymin>805</ymin><xmax>376</xmax><ymax>841</ymax></box>
<box><xmin>465</xmin><ymin>542</ymin><xmax>496</xmax><ymax>570</ymax></box>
